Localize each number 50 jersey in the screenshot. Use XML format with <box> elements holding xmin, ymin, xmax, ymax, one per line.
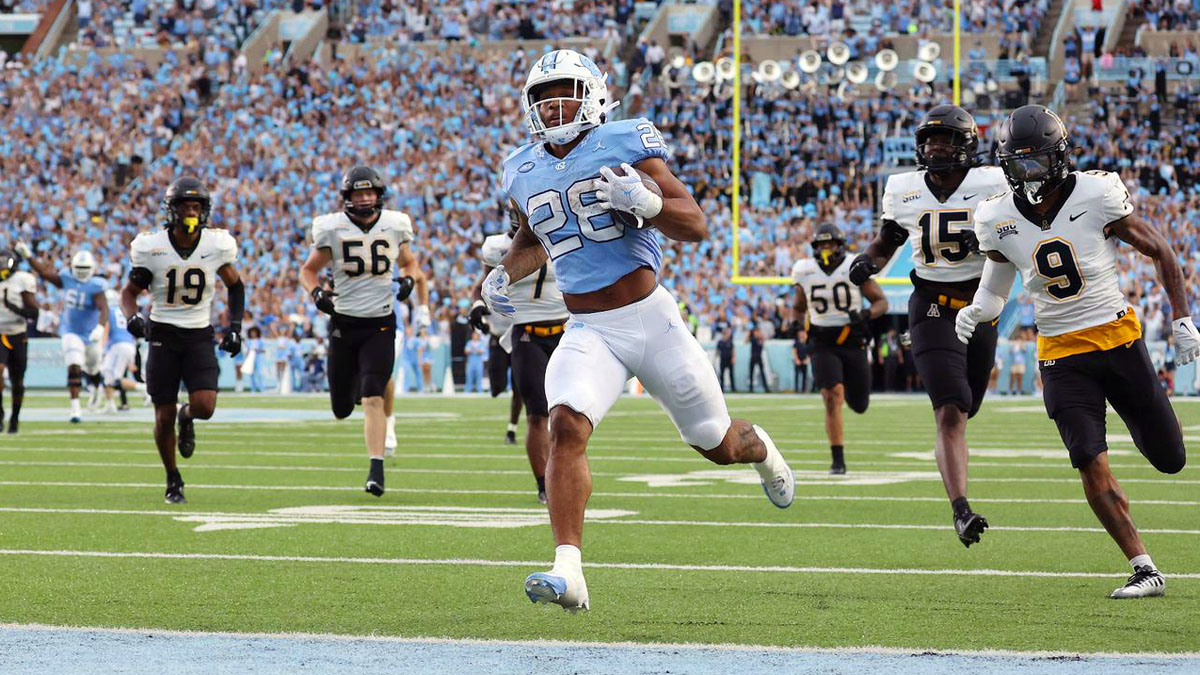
<box><xmin>310</xmin><ymin>210</ymin><xmax>414</xmax><ymax>319</ymax></box>
<box><xmin>881</xmin><ymin>166</ymin><xmax>1009</xmax><ymax>283</ymax></box>
<box><xmin>791</xmin><ymin>256</ymin><xmax>862</xmax><ymax>328</ymax></box>
<box><xmin>501</xmin><ymin>117</ymin><xmax>670</xmax><ymax>295</ymax></box>
<box><xmin>130</xmin><ymin>228</ymin><xmax>237</xmax><ymax>329</ymax></box>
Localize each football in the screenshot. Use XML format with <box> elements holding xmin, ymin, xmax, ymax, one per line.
<box><xmin>608</xmin><ymin>165</ymin><xmax>663</xmax><ymax>229</ymax></box>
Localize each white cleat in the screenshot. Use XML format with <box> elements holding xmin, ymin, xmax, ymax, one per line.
<box><xmin>525</xmin><ymin>569</ymin><xmax>589</xmax><ymax>612</ymax></box>
<box><xmin>754</xmin><ymin>424</ymin><xmax>794</xmax><ymax>508</ymax></box>
<box><xmin>1110</xmin><ymin>566</ymin><xmax>1165</xmax><ymax>599</ymax></box>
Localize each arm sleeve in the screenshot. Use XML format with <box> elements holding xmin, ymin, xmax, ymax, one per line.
<box><xmin>974</xmin><ymin>257</ymin><xmax>1017</xmax><ymax>322</ymax></box>
<box><xmin>879</xmin><ymin>175</ymin><xmax>898</xmax><ymax>222</ymax></box>
<box><xmin>974</xmin><ymin>208</ymin><xmax>1000</xmax><ymax>253</ymax></box>
<box><xmin>227</xmin><ymin>280</ymin><xmax>245</xmax><ymax>328</ymax></box>
<box><xmin>624</xmin><ymin>118</ymin><xmax>672</xmax><ymax>164</ymax></box>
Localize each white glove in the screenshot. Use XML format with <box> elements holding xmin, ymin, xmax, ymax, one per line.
<box><xmin>955</xmin><ymin>304</ymin><xmax>984</xmax><ymax>344</ymax></box>
<box><xmin>89</xmin><ymin>323</ymin><xmax>106</xmax><ymax>343</ymax></box>
<box><xmin>1172</xmin><ymin>316</ymin><xmax>1200</xmax><ymax>365</ymax></box>
<box><xmin>482</xmin><ymin>265</ymin><xmax>515</xmax><ymax>318</ymax></box>
<box><xmin>596</xmin><ymin>163</ymin><xmax>663</xmax><ymax>220</ymax></box>
<box><xmin>414</xmin><ymin>304</ymin><xmax>431</xmax><ymax>329</ymax></box>
<box><xmin>13</xmin><ymin>241</ymin><xmax>32</xmax><ymax>260</ymax></box>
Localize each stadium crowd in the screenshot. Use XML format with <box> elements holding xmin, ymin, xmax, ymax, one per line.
<box><xmin>741</xmin><ymin>0</ymin><xmax>1050</xmax><ymax>36</ymax></box>
<box><xmin>344</xmin><ymin>0</ymin><xmax>635</xmax><ymax>44</ymax></box>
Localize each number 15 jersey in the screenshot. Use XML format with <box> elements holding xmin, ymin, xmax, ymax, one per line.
<box><xmin>130</xmin><ymin>228</ymin><xmax>237</xmax><ymax>329</ymax></box>
<box><xmin>310</xmin><ymin>210</ymin><xmax>414</xmax><ymax>319</ymax></box>
<box><xmin>880</xmin><ymin>166</ymin><xmax>1009</xmax><ymax>283</ymax></box>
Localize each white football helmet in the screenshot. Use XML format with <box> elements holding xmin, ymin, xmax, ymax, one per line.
<box><xmin>71</xmin><ymin>250</ymin><xmax>96</xmax><ymax>282</ymax></box>
<box><xmin>522</xmin><ymin>49</ymin><xmax>618</xmax><ymax>146</ymax></box>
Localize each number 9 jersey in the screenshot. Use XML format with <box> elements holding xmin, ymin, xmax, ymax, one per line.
<box><xmin>129</xmin><ymin>228</ymin><xmax>238</xmax><ymax>329</ymax></box>
<box><xmin>881</xmin><ymin>166</ymin><xmax>1009</xmax><ymax>283</ymax></box>
<box><xmin>310</xmin><ymin>210</ymin><xmax>414</xmax><ymax>319</ymax></box>
<box><xmin>975</xmin><ymin>171</ymin><xmax>1135</xmax><ymax>347</ymax></box>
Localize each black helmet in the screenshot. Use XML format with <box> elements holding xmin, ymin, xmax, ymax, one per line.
<box><xmin>915</xmin><ymin>104</ymin><xmax>980</xmax><ymax>172</ymax></box>
<box><xmin>996</xmin><ymin>104</ymin><xmax>1072</xmax><ymax>205</ymax></box>
<box><xmin>162</xmin><ymin>176</ymin><xmax>212</xmax><ymax>233</ymax></box>
<box><xmin>340</xmin><ymin>165</ymin><xmax>387</xmax><ymax>221</ymax></box>
<box><xmin>812</xmin><ymin>223</ymin><xmax>847</xmax><ymax>271</ymax></box>
<box><xmin>0</xmin><ymin>249</ymin><xmax>15</xmax><ymax>281</ymax></box>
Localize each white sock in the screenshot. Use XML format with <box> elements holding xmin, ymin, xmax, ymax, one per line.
<box><xmin>552</xmin><ymin>544</ymin><xmax>582</xmax><ymax>576</ymax></box>
<box><xmin>1130</xmin><ymin>554</ymin><xmax>1155</xmax><ymax>571</ymax></box>
<box><xmin>507</xmin><ymin>422</ymin><xmax>518</xmax><ymax>433</ymax></box>
<box><xmin>70</xmin><ymin>398</ymin><xmax>82</xmax><ymax>417</ymax></box>
<box><xmin>750</xmin><ymin>424</ymin><xmax>784</xmax><ymax>481</ymax></box>
<box><xmin>387</xmin><ymin>414</ymin><xmax>396</xmax><ymax>430</ymax></box>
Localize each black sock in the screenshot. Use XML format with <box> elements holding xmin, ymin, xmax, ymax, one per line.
<box><xmin>369</xmin><ymin>457</ymin><xmax>385</xmax><ymax>483</ymax></box>
<box><xmin>952</xmin><ymin>496</ymin><xmax>971</xmax><ymax>517</ymax></box>
<box><xmin>119</xmin><ymin>387</ymin><xmax>128</xmax><ymax>406</ymax></box>
<box><xmin>536</xmin><ymin>476</ymin><xmax>546</xmax><ymax>493</ymax></box>
<box><xmin>167</xmin><ymin>469</ymin><xmax>182</xmax><ymax>485</ymax></box>
<box><xmin>830</xmin><ymin>445</ymin><xmax>844</xmax><ymax>466</ymax></box>
<box><xmin>9</xmin><ymin>400</ymin><xmax>19</xmax><ymax>422</ymax></box>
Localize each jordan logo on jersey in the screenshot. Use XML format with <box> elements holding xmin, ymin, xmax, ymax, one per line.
<box><xmin>927</xmin><ymin>304</ymin><xmax>941</xmax><ymax>318</ymax></box>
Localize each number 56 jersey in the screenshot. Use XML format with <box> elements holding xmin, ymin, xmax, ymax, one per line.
<box><xmin>501</xmin><ymin>118</ymin><xmax>670</xmax><ymax>295</ymax></box>
<box><xmin>130</xmin><ymin>228</ymin><xmax>238</xmax><ymax>329</ymax></box>
<box><xmin>975</xmin><ymin>171</ymin><xmax>1135</xmax><ymax>349</ymax></box>
<box><xmin>310</xmin><ymin>210</ymin><xmax>414</xmax><ymax>319</ymax></box>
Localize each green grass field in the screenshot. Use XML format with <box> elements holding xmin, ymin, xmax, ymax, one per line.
<box><xmin>2</xmin><ymin>390</ymin><xmax>1198</xmax><ymax>654</ymax></box>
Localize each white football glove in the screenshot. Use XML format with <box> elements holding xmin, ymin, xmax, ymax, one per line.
<box><xmin>88</xmin><ymin>323</ymin><xmax>106</xmax><ymax>344</ymax></box>
<box><xmin>482</xmin><ymin>265</ymin><xmax>515</xmax><ymax>318</ymax></box>
<box><xmin>13</xmin><ymin>241</ymin><xmax>32</xmax><ymax>260</ymax></box>
<box><xmin>955</xmin><ymin>304</ymin><xmax>984</xmax><ymax>344</ymax></box>
<box><xmin>1172</xmin><ymin>316</ymin><xmax>1200</xmax><ymax>365</ymax></box>
<box><xmin>596</xmin><ymin>163</ymin><xmax>663</xmax><ymax>220</ymax></box>
<box><xmin>414</xmin><ymin>304</ymin><xmax>431</xmax><ymax>329</ymax></box>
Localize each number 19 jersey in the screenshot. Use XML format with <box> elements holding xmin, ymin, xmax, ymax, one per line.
<box><xmin>880</xmin><ymin>166</ymin><xmax>1009</xmax><ymax>283</ymax></box>
<box><xmin>130</xmin><ymin>228</ymin><xmax>237</xmax><ymax>329</ymax></box>
<box><xmin>310</xmin><ymin>210</ymin><xmax>414</xmax><ymax>319</ymax></box>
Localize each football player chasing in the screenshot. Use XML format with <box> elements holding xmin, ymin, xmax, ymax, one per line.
<box><xmin>957</xmin><ymin>105</ymin><xmax>1199</xmax><ymax>599</ymax></box>
<box><xmin>848</xmin><ymin>105</ymin><xmax>1009</xmax><ymax>547</ymax></box>
<box><xmin>301</xmin><ymin>166</ymin><xmax>429</xmax><ymax>497</ymax></box>
<box><xmin>485</xmin><ymin>50</ymin><xmax>795</xmax><ymax>612</ymax></box>
<box><xmin>0</xmin><ymin>248</ymin><xmax>39</xmax><ymax>433</ymax></box>
<box><xmin>473</xmin><ymin>212</ymin><xmax>570</xmax><ymax>505</ymax></box>
<box><xmin>121</xmin><ymin>177</ymin><xmax>245</xmax><ymax>504</ymax></box>
<box><xmin>20</xmin><ymin>244</ymin><xmax>109</xmax><ymax>424</ymax></box>
<box><xmin>791</xmin><ymin>224</ymin><xmax>888</xmax><ymax>474</ymax></box>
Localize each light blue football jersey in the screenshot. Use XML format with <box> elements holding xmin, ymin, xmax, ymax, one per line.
<box><xmin>501</xmin><ymin>118</ymin><xmax>670</xmax><ymax>294</ymax></box>
<box><xmin>108</xmin><ymin>306</ymin><xmax>134</xmax><ymax>345</ymax></box>
<box><xmin>60</xmin><ymin>274</ymin><xmax>109</xmax><ymax>337</ymax></box>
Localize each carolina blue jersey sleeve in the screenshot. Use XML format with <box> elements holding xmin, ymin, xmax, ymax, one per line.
<box><xmin>500</xmin><ymin>120</ymin><xmax>670</xmax><ymax>294</ymax></box>
<box><xmin>60</xmin><ymin>275</ymin><xmax>107</xmax><ymax>337</ymax></box>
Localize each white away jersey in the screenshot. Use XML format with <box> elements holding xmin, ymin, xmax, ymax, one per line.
<box><xmin>130</xmin><ymin>228</ymin><xmax>237</xmax><ymax>329</ymax></box>
<box><xmin>311</xmin><ymin>210</ymin><xmax>414</xmax><ymax>319</ymax></box>
<box><xmin>975</xmin><ymin>171</ymin><xmax>1133</xmax><ymax>337</ymax></box>
<box><xmin>880</xmin><ymin>166</ymin><xmax>1009</xmax><ymax>283</ymax></box>
<box><xmin>0</xmin><ymin>271</ymin><xmax>36</xmax><ymax>334</ymax></box>
<box><xmin>791</xmin><ymin>256</ymin><xmax>863</xmax><ymax>327</ymax></box>
<box><xmin>481</xmin><ymin>233</ymin><xmax>568</xmax><ymax>325</ymax></box>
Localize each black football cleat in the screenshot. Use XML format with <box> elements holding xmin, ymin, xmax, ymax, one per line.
<box><xmin>364</xmin><ymin>479</ymin><xmax>385</xmax><ymax>497</ymax></box>
<box><xmin>829</xmin><ymin>462</ymin><xmax>846</xmax><ymax>475</ymax></box>
<box><xmin>177</xmin><ymin>406</ymin><xmax>195</xmax><ymax>459</ymax></box>
<box><xmin>954</xmin><ymin>510</ymin><xmax>989</xmax><ymax>548</ymax></box>
<box><xmin>505</xmin><ymin>430</ymin><xmax>517</xmax><ymax>445</ymax></box>
<box><xmin>165</xmin><ymin>478</ymin><xmax>186</xmax><ymax>505</ymax></box>
<box><xmin>538</xmin><ymin>490</ymin><xmax>548</xmax><ymax>505</ymax></box>
<box><xmin>6</xmin><ymin>418</ymin><xmax>17</xmax><ymax>434</ymax></box>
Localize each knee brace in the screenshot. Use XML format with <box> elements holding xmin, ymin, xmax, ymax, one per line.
<box><xmin>67</xmin><ymin>366</ymin><xmax>83</xmax><ymax>389</ymax></box>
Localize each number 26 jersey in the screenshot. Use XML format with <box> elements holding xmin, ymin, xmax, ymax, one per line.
<box><xmin>130</xmin><ymin>228</ymin><xmax>238</xmax><ymax>329</ymax></box>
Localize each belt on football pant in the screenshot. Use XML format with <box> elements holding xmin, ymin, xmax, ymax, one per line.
<box><xmin>523</xmin><ymin>323</ymin><xmax>565</xmax><ymax>337</ymax></box>
<box><xmin>936</xmin><ymin>294</ymin><xmax>969</xmax><ymax>310</ymax></box>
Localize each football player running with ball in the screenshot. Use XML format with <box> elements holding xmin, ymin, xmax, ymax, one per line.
<box><xmin>121</xmin><ymin>177</ymin><xmax>245</xmax><ymax>504</ymax></box>
<box><xmin>847</xmin><ymin>105</ymin><xmax>1009</xmax><ymax>547</ymax></box>
<box><xmin>957</xmin><ymin>105</ymin><xmax>1199</xmax><ymax>599</ymax></box>
<box><xmin>301</xmin><ymin>166</ymin><xmax>429</xmax><ymax>497</ymax></box>
<box><xmin>486</xmin><ymin>49</ymin><xmax>795</xmax><ymax>612</ymax></box>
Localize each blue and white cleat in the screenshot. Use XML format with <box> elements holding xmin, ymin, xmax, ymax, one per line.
<box><xmin>525</xmin><ymin>570</ymin><xmax>589</xmax><ymax>612</ymax></box>
<box><xmin>754</xmin><ymin>424</ymin><xmax>795</xmax><ymax>508</ymax></box>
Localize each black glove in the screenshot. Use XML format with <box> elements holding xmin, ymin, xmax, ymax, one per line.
<box><xmin>126</xmin><ymin>313</ymin><xmax>147</xmax><ymax>339</ymax></box>
<box><xmin>847</xmin><ymin>254</ymin><xmax>879</xmax><ymax>286</ymax></box>
<box><xmin>847</xmin><ymin>309</ymin><xmax>871</xmax><ymax>330</ymax></box>
<box><xmin>219</xmin><ymin>325</ymin><xmax>243</xmax><ymax>356</ymax></box>
<box><xmin>961</xmin><ymin>229</ymin><xmax>982</xmax><ymax>255</ymax></box>
<box><xmin>396</xmin><ymin>275</ymin><xmax>415</xmax><ymax>301</ymax></box>
<box><xmin>311</xmin><ymin>287</ymin><xmax>337</xmax><ymax>315</ymax></box>
<box><xmin>468</xmin><ymin>299</ymin><xmax>490</xmax><ymax>333</ymax></box>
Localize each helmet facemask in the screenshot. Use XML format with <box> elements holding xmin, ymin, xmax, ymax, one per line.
<box><xmin>998</xmin><ymin>141</ymin><xmax>1071</xmax><ymax>205</ymax></box>
<box><xmin>522</xmin><ymin>50</ymin><xmax>617</xmax><ymax>146</ymax></box>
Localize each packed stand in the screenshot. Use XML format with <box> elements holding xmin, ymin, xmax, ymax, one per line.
<box><xmin>75</xmin><ymin>0</ymin><xmax>283</xmax><ymax>51</ymax></box>
<box><xmin>343</xmin><ymin>0</ymin><xmax>635</xmax><ymax>43</ymax></box>
<box><xmin>740</xmin><ymin>0</ymin><xmax>1049</xmax><ymax>37</ymax></box>
<box><xmin>1131</xmin><ymin>0</ymin><xmax>1200</xmax><ymax>32</ymax></box>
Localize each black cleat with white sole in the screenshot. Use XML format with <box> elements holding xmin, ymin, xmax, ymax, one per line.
<box><xmin>954</xmin><ymin>510</ymin><xmax>988</xmax><ymax>548</ymax></box>
<box><xmin>1110</xmin><ymin>566</ymin><xmax>1165</xmax><ymax>599</ymax></box>
<box><xmin>177</xmin><ymin>406</ymin><xmax>196</xmax><ymax>459</ymax></box>
<box><xmin>165</xmin><ymin>477</ymin><xmax>186</xmax><ymax>504</ymax></box>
